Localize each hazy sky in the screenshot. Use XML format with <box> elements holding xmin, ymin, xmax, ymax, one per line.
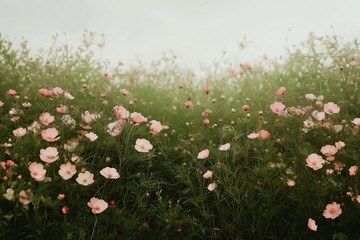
<box><xmin>1</xmin><ymin>0</ymin><xmax>360</xmax><ymax>68</ymax></box>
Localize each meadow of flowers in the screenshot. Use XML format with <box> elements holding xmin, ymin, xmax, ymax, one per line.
<box><xmin>0</xmin><ymin>32</ymin><xmax>360</xmax><ymax>239</ymax></box>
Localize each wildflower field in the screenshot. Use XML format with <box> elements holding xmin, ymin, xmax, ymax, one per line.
<box><xmin>0</xmin><ymin>32</ymin><xmax>360</xmax><ymax>240</ymax></box>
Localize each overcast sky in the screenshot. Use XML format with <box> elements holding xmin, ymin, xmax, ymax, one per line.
<box><xmin>1</xmin><ymin>0</ymin><xmax>360</xmax><ymax>68</ymax></box>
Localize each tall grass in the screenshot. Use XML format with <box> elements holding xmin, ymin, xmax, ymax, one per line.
<box><xmin>0</xmin><ymin>32</ymin><xmax>359</xmax><ymax>239</ymax></box>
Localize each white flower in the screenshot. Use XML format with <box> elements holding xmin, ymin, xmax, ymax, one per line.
<box><xmin>3</xmin><ymin>188</ymin><xmax>15</xmax><ymax>201</ymax></box>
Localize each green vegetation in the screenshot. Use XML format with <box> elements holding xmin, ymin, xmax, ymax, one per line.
<box><xmin>0</xmin><ymin>32</ymin><xmax>359</xmax><ymax>239</ymax></box>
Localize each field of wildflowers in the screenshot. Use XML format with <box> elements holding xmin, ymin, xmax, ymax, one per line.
<box><xmin>0</xmin><ymin>32</ymin><xmax>360</xmax><ymax>239</ymax></box>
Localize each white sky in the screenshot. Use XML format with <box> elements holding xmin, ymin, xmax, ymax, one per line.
<box><xmin>1</xmin><ymin>0</ymin><xmax>360</xmax><ymax>68</ymax></box>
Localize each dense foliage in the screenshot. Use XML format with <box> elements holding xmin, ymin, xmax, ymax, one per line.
<box><xmin>0</xmin><ymin>32</ymin><xmax>360</xmax><ymax>239</ymax></box>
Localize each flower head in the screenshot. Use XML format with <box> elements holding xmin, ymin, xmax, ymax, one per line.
<box><xmin>218</xmin><ymin>143</ymin><xmax>230</xmax><ymax>151</ymax></box>
<box><xmin>324</xmin><ymin>102</ymin><xmax>340</xmax><ymax>114</ymax></box>
<box><xmin>39</xmin><ymin>112</ymin><xmax>55</xmax><ymax>125</ymax></box>
<box><xmin>29</xmin><ymin>162</ymin><xmax>46</xmax><ymax>182</ymax></box>
<box><xmin>349</xmin><ymin>165</ymin><xmax>358</xmax><ymax>176</ymax></box>
<box><xmin>41</xmin><ymin>128</ymin><xmax>60</xmax><ymax>142</ymax></box>
<box><xmin>203</xmin><ymin>170</ymin><xmax>213</xmax><ymax>179</ymax></box>
<box><xmin>247</xmin><ymin>133</ymin><xmax>259</xmax><ymax>139</ymax></box>
<box><xmin>58</xmin><ymin>162</ymin><xmax>77</xmax><ymax>180</ymax></box>
<box><xmin>270</xmin><ymin>101</ymin><xmax>286</xmax><ymax>116</ymax></box>
<box><xmin>64</xmin><ymin>91</ymin><xmax>75</xmax><ymax>100</ymax></box>
<box><xmin>320</xmin><ymin>145</ymin><xmax>338</xmax><ymax>157</ymax></box>
<box><xmin>76</xmin><ymin>171</ymin><xmax>94</xmax><ymax>186</ymax></box>
<box><xmin>207</xmin><ymin>182</ymin><xmax>217</xmax><ymax>191</ymax></box>
<box><xmin>38</xmin><ymin>88</ymin><xmax>53</xmax><ymax>97</ymax></box>
<box><xmin>3</xmin><ymin>188</ymin><xmax>15</xmax><ymax>201</ymax></box>
<box><xmin>131</xmin><ymin>112</ymin><xmax>147</xmax><ymax>125</ymax></box>
<box><xmin>13</xmin><ymin>127</ymin><xmax>27</xmax><ymax>137</ymax></box>
<box><xmin>100</xmin><ymin>167</ymin><xmax>120</xmax><ymax>179</ymax></box>
<box><xmin>40</xmin><ymin>147</ymin><xmax>59</xmax><ymax>163</ymax></box>
<box><xmin>85</xmin><ymin>132</ymin><xmax>98</xmax><ymax>141</ymax></box>
<box><xmin>107</xmin><ymin>120</ymin><xmax>126</xmax><ymax>136</ymax></box>
<box><xmin>113</xmin><ymin>105</ymin><xmax>129</xmax><ymax>119</ymax></box>
<box><xmin>135</xmin><ymin>139</ymin><xmax>153</xmax><ymax>153</ymax></box>
<box><xmin>149</xmin><ymin>120</ymin><xmax>163</xmax><ymax>135</ymax></box>
<box><xmin>87</xmin><ymin>197</ymin><xmax>108</xmax><ymax>214</ymax></box>
<box><xmin>306</xmin><ymin>153</ymin><xmax>325</xmax><ymax>171</ymax></box>
<box><xmin>276</xmin><ymin>86</ymin><xmax>286</xmax><ymax>96</ymax></box>
<box><xmin>323</xmin><ymin>202</ymin><xmax>342</xmax><ymax>219</ymax></box>
<box><xmin>258</xmin><ymin>130</ymin><xmax>270</xmax><ymax>140</ymax></box>
<box><xmin>197</xmin><ymin>149</ymin><xmax>209</xmax><ymax>159</ymax></box>
<box><xmin>19</xmin><ymin>190</ymin><xmax>31</xmax><ymax>205</ymax></box>
<box><xmin>307</xmin><ymin>218</ymin><xmax>317</xmax><ymax>231</ymax></box>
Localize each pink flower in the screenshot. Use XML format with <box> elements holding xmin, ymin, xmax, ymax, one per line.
<box><xmin>349</xmin><ymin>165</ymin><xmax>358</xmax><ymax>176</ymax></box>
<box><xmin>324</xmin><ymin>102</ymin><xmax>340</xmax><ymax>114</ymax></box>
<box><xmin>203</xmin><ymin>170</ymin><xmax>213</xmax><ymax>179</ymax></box>
<box><xmin>335</xmin><ymin>141</ymin><xmax>345</xmax><ymax>150</ymax></box>
<box><xmin>287</xmin><ymin>180</ymin><xmax>296</xmax><ymax>187</ymax></box>
<box><xmin>242</xmin><ymin>105</ymin><xmax>250</xmax><ymax>111</ymax></box>
<box><xmin>135</xmin><ymin>139</ymin><xmax>153</xmax><ymax>153</ymax></box>
<box><xmin>58</xmin><ymin>162</ymin><xmax>77</xmax><ymax>180</ymax></box>
<box><xmin>197</xmin><ymin>149</ymin><xmax>209</xmax><ymax>159</ymax></box>
<box><xmin>64</xmin><ymin>91</ymin><xmax>75</xmax><ymax>100</ymax></box>
<box><xmin>121</xmin><ymin>89</ymin><xmax>129</xmax><ymax>96</ymax></box>
<box><xmin>207</xmin><ymin>182</ymin><xmax>217</xmax><ymax>191</ymax></box>
<box><xmin>40</xmin><ymin>147</ymin><xmax>59</xmax><ymax>163</ymax></box>
<box><xmin>276</xmin><ymin>86</ymin><xmax>286</xmax><ymax>96</ymax></box>
<box><xmin>29</xmin><ymin>162</ymin><xmax>46</xmax><ymax>182</ymax></box>
<box><xmin>270</xmin><ymin>101</ymin><xmax>286</xmax><ymax>116</ymax></box>
<box><xmin>356</xmin><ymin>195</ymin><xmax>360</xmax><ymax>203</ymax></box>
<box><xmin>258</xmin><ymin>130</ymin><xmax>270</xmax><ymax>140</ymax></box>
<box><xmin>41</xmin><ymin>128</ymin><xmax>60</xmax><ymax>142</ymax></box>
<box><xmin>326</xmin><ymin>169</ymin><xmax>335</xmax><ymax>175</ymax></box>
<box><xmin>0</xmin><ymin>101</ymin><xmax>4</xmax><ymax>107</ymax></box>
<box><xmin>320</xmin><ymin>145</ymin><xmax>338</xmax><ymax>156</ymax></box>
<box><xmin>307</xmin><ymin>218</ymin><xmax>318</xmax><ymax>231</ymax></box>
<box><xmin>131</xmin><ymin>112</ymin><xmax>147</xmax><ymax>125</ymax></box>
<box><xmin>56</xmin><ymin>104</ymin><xmax>68</xmax><ymax>114</ymax></box>
<box><xmin>351</xmin><ymin>118</ymin><xmax>360</xmax><ymax>126</ymax></box>
<box><xmin>76</xmin><ymin>171</ymin><xmax>94</xmax><ymax>186</ymax></box>
<box><xmin>52</xmin><ymin>87</ymin><xmax>64</xmax><ymax>95</ymax></box>
<box><xmin>7</xmin><ymin>89</ymin><xmax>17</xmax><ymax>96</ymax></box>
<box><xmin>306</xmin><ymin>153</ymin><xmax>325</xmax><ymax>171</ymax></box>
<box><xmin>100</xmin><ymin>167</ymin><xmax>120</xmax><ymax>179</ymax></box>
<box><xmin>247</xmin><ymin>133</ymin><xmax>259</xmax><ymax>139</ymax></box>
<box><xmin>218</xmin><ymin>143</ymin><xmax>230</xmax><ymax>151</ymax></box>
<box><xmin>87</xmin><ymin>197</ymin><xmax>108</xmax><ymax>214</ymax></box>
<box><xmin>149</xmin><ymin>120</ymin><xmax>164</xmax><ymax>135</ymax></box>
<box><xmin>203</xmin><ymin>118</ymin><xmax>210</xmax><ymax>125</ymax></box>
<box><xmin>312</xmin><ymin>110</ymin><xmax>326</xmax><ymax>121</ymax></box>
<box><xmin>305</xmin><ymin>93</ymin><xmax>317</xmax><ymax>101</ymax></box>
<box><xmin>323</xmin><ymin>202</ymin><xmax>342</xmax><ymax>219</ymax></box>
<box><xmin>22</xmin><ymin>102</ymin><xmax>32</xmax><ymax>108</ymax></box>
<box><xmin>19</xmin><ymin>190</ymin><xmax>31</xmax><ymax>205</ymax></box>
<box><xmin>38</xmin><ymin>88</ymin><xmax>53</xmax><ymax>97</ymax></box>
<box><xmin>107</xmin><ymin>120</ymin><xmax>126</xmax><ymax>136</ymax></box>
<box><xmin>57</xmin><ymin>194</ymin><xmax>65</xmax><ymax>200</ymax></box>
<box><xmin>203</xmin><ymin>86</ymin><xmax>211</xmax><ymax>95</ymax></box>
<box><xmin>85</xmin><ymin>132</ymin><xmax>98</xmax><ymax>141</ymax></box>
<box><xmin>13</xmin><ymin>127</ymin><xmax>27</xmax><ymax>137</ymax></box>
<box><xmin>82</xmin><ymin>111</ymin><xmax>99</xmax><ymax>123</ymax></box>
<box><xmin>39</xmin><ymin>112</ymin><xmax>55</xmax><ymax>125</ymax></box>
<box><xmin>113</xmin><ymin>105</ymin><xmax>129</xmax><ymax>119</ymax></box>
<box><xmin>184</xmin><ymin>101</ymin><xmax>192</xmax><ymax>108</ymax></box>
